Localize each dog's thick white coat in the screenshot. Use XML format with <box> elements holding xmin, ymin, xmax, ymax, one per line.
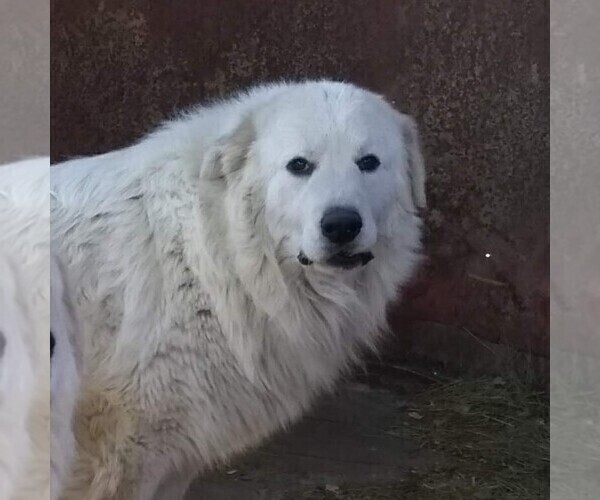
<box><xmin>0</xmin><ymin>158</ymin><xmax>50</xmax><ymax>500</ymax></box>
<box><xmin>51</xmin><ymin>81</ymin><xmax>426</xmax><ymax>499</ymax></box>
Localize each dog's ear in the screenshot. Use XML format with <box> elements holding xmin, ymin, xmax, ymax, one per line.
<box><xmin>200</xmin><ymin>118</ymin><xmax>255</xmax><ymax>182</ymax></box>
<box><xmin>397</xmin><ymin>113</ymin><xmax>427</xmax><ymax>210</ymax></box>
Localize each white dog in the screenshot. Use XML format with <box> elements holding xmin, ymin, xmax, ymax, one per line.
<box><xmin>51</xmin><ymin>80</ymin><xmax>426</xmax><ymax>499</ymax></box>
<box><xmin>0</xmin><ymin>158</ymin><xmax>50</xmax><ymax>500</ymax></box>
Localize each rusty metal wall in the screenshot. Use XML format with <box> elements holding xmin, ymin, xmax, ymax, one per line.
<box><xmin>51</xmin><ymin>0</ymin><xmax>549</xmax><ymax>355</ymax></box>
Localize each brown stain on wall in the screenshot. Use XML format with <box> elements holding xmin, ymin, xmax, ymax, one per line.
<box><xmin>51</xmin><ymin>0</ymin><xmax>549</xmax><ymax>355</ymax></box>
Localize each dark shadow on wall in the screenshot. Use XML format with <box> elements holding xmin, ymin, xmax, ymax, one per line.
<box><xmin>51</xmin><ymin>0</ymin><xmax>549</xmax><ymax>359</ymax></box>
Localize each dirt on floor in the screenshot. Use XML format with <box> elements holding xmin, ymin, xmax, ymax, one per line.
<box><xmin>186</xmin><ymin>364</ymin><xmax>549</xmax><ymax>500</ymax></box>
<box><xmin>297</xmin><ymin>376</ymin><xmax>549</xmax><ymax>499</ymax></box>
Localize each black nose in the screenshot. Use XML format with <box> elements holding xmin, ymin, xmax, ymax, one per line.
<box><xmin>321</xmin><ymin>207</ymin><xmax>362</xmax><ymax>244</ymax></box>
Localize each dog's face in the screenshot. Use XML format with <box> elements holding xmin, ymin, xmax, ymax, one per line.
<box><xmin>251</xmin><ymin>84</ymin><xmax>426</xmax><ymax>271</ymax></box>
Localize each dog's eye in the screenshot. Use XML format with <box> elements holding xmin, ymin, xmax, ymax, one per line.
<box><xmin>356</xmin><ymin>154</ymin><xmax>381</xmax><ymax>172</ymax></box>
<box><xmin>286</xmin><ymin>157</ymin><xmax>314</xmax><ymax>176</ymax></box>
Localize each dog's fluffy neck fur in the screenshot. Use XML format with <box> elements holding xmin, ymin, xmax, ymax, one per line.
<box><xmin>153</xmin><ymin>151</ymin><xmax>385</xmax><ymax>392</ymax></box>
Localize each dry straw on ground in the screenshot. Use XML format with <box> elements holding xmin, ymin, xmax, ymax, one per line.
<box><xmin>298</xmin><ymin>375</ymin><xmax>549</xmax><ymax>500</ymax></box>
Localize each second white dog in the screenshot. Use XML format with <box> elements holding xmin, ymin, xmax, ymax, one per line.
<box><xmin>0</xmin><ymin>158</ymin><xmax>50</xmax><ymax>500</ymax></box>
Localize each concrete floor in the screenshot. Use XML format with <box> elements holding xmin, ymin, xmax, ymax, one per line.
<box><xmin>184</xmin><ymin>374</ymin><xmax>443</xmax><ymax>499</ymax></box>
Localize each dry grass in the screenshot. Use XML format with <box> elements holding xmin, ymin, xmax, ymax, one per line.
<box><xmin>298</xmin><ymin>376</ymin><xmax>549</xmax><ymax>499</ymax></box>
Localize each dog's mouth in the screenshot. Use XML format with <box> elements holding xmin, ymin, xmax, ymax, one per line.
<box><xmin>297</xmin><ymin>251</ymin><xmax>374</xmax><ymax>270</ymax></box>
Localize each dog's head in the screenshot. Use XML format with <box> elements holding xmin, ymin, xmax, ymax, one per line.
<box><xmin>201</xmin><ymin>81</ymin><xmax>426</xmax><ymax>275</ymax></box>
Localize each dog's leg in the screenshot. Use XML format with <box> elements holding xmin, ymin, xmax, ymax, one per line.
<box><xmin>59</xmin><ymin>387</ymin><xmax>141</xmax><ymax>500</ymax></box>
<box><xmin>147</xmin><ymin>474</ymin><xmax>193</xmax><ymax>500</ymax></box>
<box><xmin>136</xmin><ymin>453</ymin><xmax>195</xmax><ymax>500</ymax></box>
<box><xmin>60</xmin><ymin>445</ymin><xmax>141</xmax><ymax>500</ymax></box>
